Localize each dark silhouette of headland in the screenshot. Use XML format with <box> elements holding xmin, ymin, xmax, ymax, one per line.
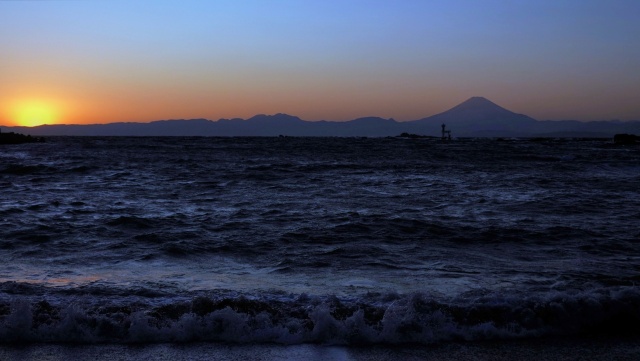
<box><xmin>0</xmin><ymin>129</ymin><xmax>45</xmax><ymax>144</ymax></box>
<box><xmin>613</xmin><ymin>134</ymin><xmax>639</xmax><ymax>145</ymax></box>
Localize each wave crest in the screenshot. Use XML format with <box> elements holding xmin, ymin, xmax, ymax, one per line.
<box><xmin>1</xmin><ymin>288</ymin><xmax>638</xmax><ymax>344</ymax></box>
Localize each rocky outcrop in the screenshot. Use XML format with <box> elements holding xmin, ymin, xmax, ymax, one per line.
<box><xmin>0</xmin><ymin>131</ymin><xmax>45</xmax><ymax>144</ymax></box>
<box><xmin>613</xmin><ymin>134</ymin><xmax>638</xmax><ymax>145</ymax></box>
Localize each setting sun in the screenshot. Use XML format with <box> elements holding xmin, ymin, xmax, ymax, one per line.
<box><xmin>8</xmin><ymin>99</ymin><xmax>62</xmax><ymax>127</ymax></box>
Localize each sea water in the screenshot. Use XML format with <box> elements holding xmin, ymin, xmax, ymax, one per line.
<box><xmin>0</xmin><ymin>136</ymin><xmax>638</xmax><ymax>344</ymax></box>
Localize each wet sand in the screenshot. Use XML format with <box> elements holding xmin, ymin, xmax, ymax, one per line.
<box><xmin>1</xmin><ymin>337</ymin><xmax>639</xmax><ymax>361</ymax></box>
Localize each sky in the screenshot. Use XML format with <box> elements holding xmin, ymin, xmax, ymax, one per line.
<box><xmin>1</xmin><ymin>0</ymin><xmax>639</xmax><ymax>126</ymax></box>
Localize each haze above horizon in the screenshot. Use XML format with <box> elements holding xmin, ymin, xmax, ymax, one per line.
<box><xmin>1</xmin><ymin>1</ymin><xmax>639</xmax><ymax>127</ymax></box>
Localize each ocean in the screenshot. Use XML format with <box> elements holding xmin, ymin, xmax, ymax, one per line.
<box><xmin>0</xmin><ymin>136</ymin><xmax>639</xmax><ymax>356</ymax></box>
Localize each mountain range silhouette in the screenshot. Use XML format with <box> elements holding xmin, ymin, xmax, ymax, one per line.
<box><xmin>3</xmin><ymin>97</ymin><xmax>639</xmax><ymax>137</ymax></box>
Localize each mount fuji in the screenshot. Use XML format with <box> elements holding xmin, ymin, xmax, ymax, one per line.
<box><xmin>404</xmin><ymin>97</ymin><xmax>538</xmax><ymax>137</ymax></box>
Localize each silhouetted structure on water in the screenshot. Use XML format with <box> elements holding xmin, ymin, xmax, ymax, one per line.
<box><xmin>441</xmin><ymin>124</ymin><xmax>452</xmax><ymax>140</ymax></box>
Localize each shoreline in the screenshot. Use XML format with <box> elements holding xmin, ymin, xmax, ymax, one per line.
<box><xmin>2</xmin><ymin>336</ymin><xmax>639</xmax><ymax>361</ymax></box>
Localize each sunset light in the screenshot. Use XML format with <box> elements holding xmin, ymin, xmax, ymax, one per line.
<box><xmin>1</xmin><ymin>1</ymin><xmax>639</xmax><ymax>126</ymax></box>
<box><xmin>9</xmin><ymin>99</ymin><xmax>61</xmax><ymax>127</ymax></box>
<box><xmin>0</xmin><ymin>1</ymin><xmax>639</xmax><ymax>356</ymax></box>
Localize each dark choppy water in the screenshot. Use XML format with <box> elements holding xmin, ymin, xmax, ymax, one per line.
<box><xmin>0</xmin><ymin>136</ymin><xmax>639</xmax><ymax>344</ymax></box>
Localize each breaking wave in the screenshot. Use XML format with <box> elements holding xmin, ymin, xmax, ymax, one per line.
<box><xmin>1</xmin><ymin>287</ymin><xmax>638</xmax><ymax>345</ymax></box>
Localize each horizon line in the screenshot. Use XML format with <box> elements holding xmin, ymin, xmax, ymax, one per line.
<box><xmin>3</xmin><ymin>114</ymin><xmax>639</xmax><ymax>129</ymax></box>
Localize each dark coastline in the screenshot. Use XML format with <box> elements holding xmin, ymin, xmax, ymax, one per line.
<box><xmin>0</xmin><ymin>131</ymin><xmax>45</xmax><ymax>144</ymax></box>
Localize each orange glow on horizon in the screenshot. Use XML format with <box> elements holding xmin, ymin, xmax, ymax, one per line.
<box><xmin>4</xmin><ymin>98</ymin><xmax>68</xmax><ymax>127</ymax></box>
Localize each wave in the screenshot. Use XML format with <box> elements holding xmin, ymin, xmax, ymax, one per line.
<box><xmin>0</xmin><ymin>287</ymin><xmax>638</xmax><ymax>345</ymax></box>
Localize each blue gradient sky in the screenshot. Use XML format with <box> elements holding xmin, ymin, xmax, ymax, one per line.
<box><xmin>1</xmin><ymin>0</ymin><xmax>639</xmax><ymax>126</ymax></box>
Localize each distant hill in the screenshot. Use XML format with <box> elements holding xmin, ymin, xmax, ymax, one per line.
<box><xmin>2</xmin><ymin>97</ymin><xmax>639</xmax><ymax>137</ymax></box>
<box><xmin>405</xmin><ymin>97</ymin><xmax>538</xmax><ymax>137</ymax></box>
